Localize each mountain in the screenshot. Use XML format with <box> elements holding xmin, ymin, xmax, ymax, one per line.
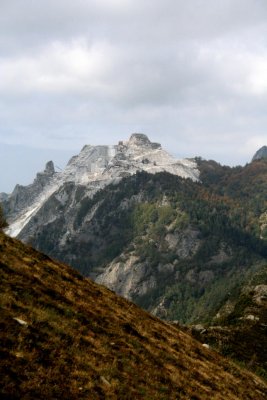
<box><xmin>2</xmin><ymin>160</ymin><xmax>56</xmax><ymax>235</ymax></box>
<box><xmin>252</xmin><ymin>145</ymin><xmax>267</xmax><ymax>161</ymax></box>
<box><xmin>0</xmin><ymin>192</ymin><xmax>9</xmax><ymax>202</ymax></box>
<box><xmin>6</xmin><ymin>164</ymin><xmax>265</xmax><ymax>320</ymax></box>
<box><xmin>1</xmin><ymin>231</ymin><xmax>267</xmax><ymax>399</ymax></box>
<box><xmin>2</xmin><ymin>143</ymin><xmax>267</xmax><ymax>326</ymax></box>
<box><xmin>1</xmin><ymin>141</ymin><xmax>267</xmax><ymax>381</ymax></box>
<box><xmin>3</xmin><ymin>133</ymin><xmax>199</xmax><ymax>238</ymax></box>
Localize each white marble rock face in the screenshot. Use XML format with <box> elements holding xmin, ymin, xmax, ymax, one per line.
<box><xmin>4</xmin><ymin>133</ymin><xmax>199</xmax><ymax>238</ymax></box>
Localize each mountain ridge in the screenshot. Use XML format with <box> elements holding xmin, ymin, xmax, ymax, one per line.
<box><xmin>3</xmin><ymin>133</ymin><xmax>199</xmax><ymax>238</ymax></box>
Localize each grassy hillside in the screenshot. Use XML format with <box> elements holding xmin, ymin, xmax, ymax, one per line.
<box><xmin>1</xmin><ymin>232</ymin><xmax>267</xmax><ymax>399</ymax></box>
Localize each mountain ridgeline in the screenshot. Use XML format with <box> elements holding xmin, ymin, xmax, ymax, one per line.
<box><xmin>2</xmin><ymin>137</ymin><xmax>267</xmax><ymax>329</ymax></box>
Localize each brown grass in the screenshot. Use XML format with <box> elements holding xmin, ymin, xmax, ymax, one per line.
<box><xmin>0</xmin><ymin>232</ymin><xmax>267</xmax><ymax>399</ymax></box>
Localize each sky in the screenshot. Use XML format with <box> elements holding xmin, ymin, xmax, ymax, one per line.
<box><xmin>1</xmin><ymin>0</ymin><xmax>267</xmax><ymax>193</ymax></box>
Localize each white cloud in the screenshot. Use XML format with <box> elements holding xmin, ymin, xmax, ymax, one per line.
<box><xmin>1</xmin><ymin>0</ymin><xmax>267</xmax><ymax>191</ymax></box>
<box><xmin>241</xmin><ymin>136</ymin><xmax>267</xmax><ymax>156</ymax></box>
<box><xmin>246</xmin><ymin>57</ymin><xmax>267</xmax><ymax>95</ymax></box>
<box><xmin>0</xmin><ymin>40</ymin><xmax>115</xmax><ymax>95</ymax></box>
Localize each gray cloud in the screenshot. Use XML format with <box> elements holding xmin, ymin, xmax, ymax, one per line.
<box><xmin>1</xmin><ymin>0</ymin><xmax>267</xmax><ymax>192</ymax></box>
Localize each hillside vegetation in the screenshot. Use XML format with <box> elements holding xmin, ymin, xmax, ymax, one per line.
<box><xmin>181</xmin><ymin>262</ymin><xmax>267</xmax><ymax>380</ymax></box>
<box><xmin>198</xmin><ymin>158</ymin><xmax>267</xmax><ymax>238</ymax></box>
<box><xmin>5</xmin><ymin>158</ymin><xmax>267</xmax><ymax>381</ymax></box>
<box><xmin>26</xmin><ymin>166</ymin><xmax>267</xmax><ymax>323</ymax></box>
<box><xmin>1</xmin><ymin>232</ymin><xmax>267</xmax><ymax>399</ymax></box>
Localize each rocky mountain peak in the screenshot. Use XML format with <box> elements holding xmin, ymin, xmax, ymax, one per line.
<box><xmin>127</xmin><ymin>133</ymin><xmax>161</xmax><ymax>149</ymax></box>
<box><xmin>252</xmin><ymin>145</ymin><xmax>267</xmax><ymax>161</ymax></box>
<box><xmin>35</xmin><ymin>161</ymin><xmax>56</xmax><ymax>185</ymax></box>
<box><xmin>0</xmin><ymin>192</ymin><xmax>8</xmax><ymax>202</ymax></box>
<box><xmin>5</xmin><ymin>133</ymin><xmax>200</xmax><ymax>238</ymax></box>
<box><xmin>57</xmin><ymin>133</ymin><xmax>199</xmax><ymax>187</ymax></box>
<box><xmin>44</xmin><ymin>160</ymin><xmax>55</xmax><ymax>174</ymax></box>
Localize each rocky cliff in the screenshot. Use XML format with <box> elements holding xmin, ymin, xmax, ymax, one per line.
<box><xmin>0</xmin><ymin>192</ymin><xmax>9</xmax><ymax>202</ymax></box>
<box><xmin>252</xmin><ymin>145</ymin><xmax>267</xmax><ymax>161</ymax></box>
<box><xmin>4</xmin><ymin>133</ymin><xmax>199</xmax><ymax>238</ymax></box>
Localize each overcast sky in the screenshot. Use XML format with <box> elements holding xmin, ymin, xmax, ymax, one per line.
<box><xmin>1</xmin><ymin>0</ymin><xmax>267</xmax><ymax>192</ymax></box>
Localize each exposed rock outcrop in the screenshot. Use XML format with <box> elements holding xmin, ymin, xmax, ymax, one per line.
<box><xmin>252</xmin><ymin>145</ymin><xmax>267</xmax><ymax>161</ymax></box>
<box><xmin>0</xmin><ymin>193</ymin><xmax>9</xmax><ymax>202</ymax></box>
<box><xmin>5</xmin><ymin>134</ymin><xmax>199</xmax><ymax>238</ymax></box>
<box><xmin>3</xmin><ymin>161</ymin><xmax>57</xmax><ymax>235</ymax></box>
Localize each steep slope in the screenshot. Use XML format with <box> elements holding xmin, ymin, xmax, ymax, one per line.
<box><xmin>18</xmin><ymin>170</ymin><xmax>267</xmax><ymax>326</ymax></box>
<box><xmin>182</xmin><ymin>263</ymin><xmax>267</xmax><ymax>379</ymax></box>
<box><xmin>0</xmin><ymin>192</ymin><xmax>9</xmax><ymax>202</ymax></box>
<box><xmin>197</xmin><ymin>157</ymin><xmax>267</xmax><ymax>238</ymax></box>
<box><xmin>4</xmin><ymin>133</ymin><xmax>199</xmax><ymax>238</ymax></box>
<box><xmin>3</xmin><ymin>145</ymin><xmax>267</xmax><ymax>327</ymax></box>
<box><xmin>1</xmin><ymin>232</ymin><xmax>267</xmax><ymax>399</ymax></box>
<box><xmin>2</xmin><ymin>161</ymin><xmax>58</xmax><ymax>237</ymax></box>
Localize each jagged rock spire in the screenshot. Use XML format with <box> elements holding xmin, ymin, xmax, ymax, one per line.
<box><xmin>252</xmin><ymin>146</ymin><xmax>267</xmax><ymax>161</ymax></box>
<box><xmin>44</xmin><ymin>161</ymin><xmax>55</xmax><ymax>174</ymax></box>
